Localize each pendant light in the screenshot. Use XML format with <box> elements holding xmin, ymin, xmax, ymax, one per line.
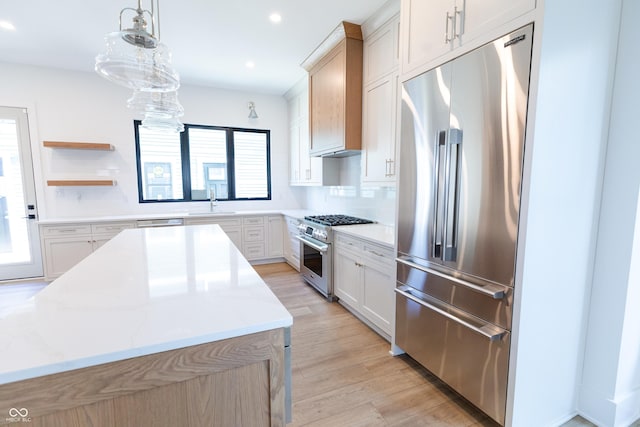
<box><xmin>127</xmin><ymin>90</ymin><xmax>184</xmax><ymax>133</ymax></box>
<box><xmin>96</xmin><ymin>0</ymin><xmax>184</xmax><ymax>132</ymax></box>
<box><xmin>95</xmin><ymin>0</ymin><xmax>179</xmax><ymax>92</ymax></box>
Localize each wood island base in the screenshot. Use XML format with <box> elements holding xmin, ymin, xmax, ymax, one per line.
<box><xmin>0</xmin><ymin>328</ymin><xmax>286</xmax><ymax>427</ymax></box>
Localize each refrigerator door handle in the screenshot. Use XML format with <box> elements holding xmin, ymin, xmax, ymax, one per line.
<box><xmin>396</xmin><ymin>256</ymin><xmax>506</xmax><ymax>299</ymax></box>
<box><xmin>395</xmin><ymin>285</ymin><xmax>507</xmax><ymax>341</ymax></box>
<box><xmin>442</xmin><ymin>128</ymin><xmax>462</xmax><ymax>262</ymax></box>
<box><xmin>432</xmin><ymin>130</ymin><xmax>447</xmax><ymax>259</ymax></box>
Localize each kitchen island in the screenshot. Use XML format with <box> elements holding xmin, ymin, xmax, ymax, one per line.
<box><xmin>0</xmin><ymin>225</ymin><xmax>293</xmax><ymax>426</ymax></box>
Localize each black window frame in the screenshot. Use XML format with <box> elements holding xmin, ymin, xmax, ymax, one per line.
<box><xmin>134</xmin><ymin>120</ymin><xmax>272</xmax><ymax>203</ymax></box>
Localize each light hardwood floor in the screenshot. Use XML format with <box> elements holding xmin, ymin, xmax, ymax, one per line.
<box><xmin>0</xmin><ymin>266</ymin><xmax>624</xmax><ymax>426</ymax></box>
<box><xmin>253</xmin><ymin>263</ymin><xmax>607</xmax><ymax>427</ymax></box>
<box><xmin>255</xmin><ymin>263</ymin><xmax>498</xmax><ymax>426</ymax></box>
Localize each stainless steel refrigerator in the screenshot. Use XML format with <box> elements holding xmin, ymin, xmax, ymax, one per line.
<box><xmin>395</xmin><ymin>24</ymin><xmax>533</xmax><ymax>425</ymax></box>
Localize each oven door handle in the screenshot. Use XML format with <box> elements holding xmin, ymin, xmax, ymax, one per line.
<box><xmin>295</xmin><ymin>235</ymin><xmax>329</xmax><ymax>253</ymax></box>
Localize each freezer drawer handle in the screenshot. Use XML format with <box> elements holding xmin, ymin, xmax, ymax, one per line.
<box><xmin>395</xmin><ymin>286</ymin><xmax>506</xmax><ymax>341</ymax></box>
<box><xmin>396</xmin><ymin>256</ymin><xmax>506</xmax><ymax>299</ymax></box>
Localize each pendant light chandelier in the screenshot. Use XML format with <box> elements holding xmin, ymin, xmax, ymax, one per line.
<box><xmin>127</xmin><ymin>90</ymin><xmax>184</xmax><ymax>133</ymax></box>
<box><xmin>95</xmin><ymin>0</ymin><xmax>184</xmax><ymax>132</ymax></box>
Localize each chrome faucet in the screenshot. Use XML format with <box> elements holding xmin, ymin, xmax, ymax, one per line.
<box><xmin>209</xmin><ymin>189</ymin><xmax>217</xmax><ymax>212</ymax></box>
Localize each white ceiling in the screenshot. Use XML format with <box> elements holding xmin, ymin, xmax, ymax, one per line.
<box><xmin>0</xmin><ymin>0</ymin><xmax>390</xmax><ymax>95</ymax></box>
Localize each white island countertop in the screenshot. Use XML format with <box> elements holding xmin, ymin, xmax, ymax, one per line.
<box><xmin>0</xmin><ymin>225</ymin><xmax>293</xmax><ymax>385</ymax></box>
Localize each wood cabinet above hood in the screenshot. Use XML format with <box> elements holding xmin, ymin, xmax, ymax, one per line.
<box><xmin>302</xmin><ymin>22</ymin><xmax>363</xmax><ymax>158</ymax></box>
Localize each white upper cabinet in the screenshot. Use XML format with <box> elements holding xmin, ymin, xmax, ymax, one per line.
<box><xmin>461</xmin><ymin>0</ymin><xmax>536</xmax><ymax>44</ymax></box>
<box><xmin>362</xmin><ymin>75</ymin><xmax>399</xmax><ymax>185</ymax></box>
<box><xmin>362</xmin><ymin>13</ymin><xmax>400</xmax><ymax>186</ymax></box>
<box><xmin>400</xmin><ymin>0</ymin><xmax>536</xmax><ymax>77</ymax></box>
<box><xmin>401</xmin><ymin>0</ymin><xmax>452</xmax><ymax>76</ymax></box>
<box><xmin>363</xmin><ymin>16</ymin><xmax>399</xmax><ymax>85</ymax></box>
<box><xmin>285</xmin><ymin>78</ymin><xmax>324</xmax><ymax>186</ymax></box>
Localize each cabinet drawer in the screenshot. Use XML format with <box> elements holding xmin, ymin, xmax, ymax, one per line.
<box><xmin>243</xmin><ymin>217</ymin><xmax>264</xmax><ymax>226</ymax></box>
<box><xmin>244</xmin><ymin>226</ymin><xmax>265</xmax><ymax>242</ymax></box>
<box><xmin>91</xmin><ymin>222</ymin><xmax>135</xmax><ymax>236</ymax></box>
<box><xmin>362</xmin><ymin>242</ymin><xmax>394</xmax><ymax>262</ymax></box>
<box><xmin>243</xmin><ymin>242</ymin><xmax>265</xmax><ymax>259</ymax></box>
<box><xmin>335</xmin><ymin>234</ymin><xmax>364</xmax><ymax>251</ymax></box>
<box><xmin>42</xmin><ymin>224</ymin><xmax>92</xmax><ymax>236</ymax></box>
<box><xmin>215</xmin><ymin>218</ymin><xmax>242</xmax><ymax>228</ymax></box>
<box><xmin>397</xmin><ymin>261</ymin><xmax>512</xmax><ymax>330</ymax></box>
<box><xmin>395</xmin><ymin>288</ymin><xmax>509</xmax><ymax>425</ymax></box>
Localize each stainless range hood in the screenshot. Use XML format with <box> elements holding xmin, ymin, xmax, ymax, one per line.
<box><xmin>318</xmin><ymin>148</ymin><xmax>361</xmax><ymax>158</ymax></box>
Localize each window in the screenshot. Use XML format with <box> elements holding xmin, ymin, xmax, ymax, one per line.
<box><xmin>135</xmin><ymin>122</ymin><xmax>271</xmax><ymax>202</ymax></box>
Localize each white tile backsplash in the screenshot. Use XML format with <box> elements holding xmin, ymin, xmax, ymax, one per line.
<box><xmin>303</xmin><ymin>155</ymin><xmax>396</xmax><ymax>225</ymax></box>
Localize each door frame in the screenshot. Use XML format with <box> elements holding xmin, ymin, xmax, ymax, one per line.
<box><xmin>0</xmin><ymin>105</ymin><xmax>44</xmax><ymax>280</ymax></box>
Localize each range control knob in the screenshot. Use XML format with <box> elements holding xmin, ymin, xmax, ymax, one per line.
<box><xmin>313</xmin><ymin>230</ymin><xmax>327</xmax><ymax>241</ymax></box>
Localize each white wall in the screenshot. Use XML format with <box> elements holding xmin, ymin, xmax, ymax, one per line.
<box><xmin>579</xmin><ymin>0</ymin><xmax>640</xmax><ymax>424</ymax></box>
<box><xmin>507</xmin><ymin>0</ymin><xmax>622</xmax><ymax>425</ymax></box>
<box><xmin>0</xmin><ymin>62</ymin><xmax>305</xmax><ymax>219</ymax></box>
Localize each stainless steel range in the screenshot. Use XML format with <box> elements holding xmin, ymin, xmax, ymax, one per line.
<box><xmin>296</xmin><ymin>214</ymin><xmax>373</xmax><ymax>300</ymax></box>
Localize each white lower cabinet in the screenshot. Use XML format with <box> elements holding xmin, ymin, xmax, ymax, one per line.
<box><xmin>334</xmin><ymin>246</ymin><xmax>361</xmax><ymax>307</ymax></box>
<box><xmin>360</xmin><ymin>247</ymin><xmax>395</xmax><ymax>332</ymax></box>
<box><xmin>283</xmin><ymin>216</ymin><xmax>301</xmax><ymax>271</ymax></box>
<box><xmin>41</xmin><ymin>222</ymin><xmax>135</xmax><ymax>280</ymax></box>
<box><xmin>185</xmin><ymin>217</ymin><xmax>243</xmax><ymax>250</ymax></box>
<box><xmin>243</xmin><ymin>217</ymin><xmax>266</xmax><ymax>260</ymax></box>
<box><xmin>267</xmin><ymin>216</ymin><xmax>284</xmax><ymax>258</ymax></box>
<box><xmin>333</xmin><ymin>232</ymin><xmax>395</xmax><ymax>338</ymax></box>
<box><xmin>43</xmin><ymin>238</ymin><xmax>93</xmax><ymax>280</ymax></box>
<box><xmin>41</xmin><ymin>215</ymin><xmax>288</xmax><ymax>280</ymax></box>
<box><xmin>186</xmin><ymin>215</ymin><xmax>283</xmax><ymax>262</ymax></box>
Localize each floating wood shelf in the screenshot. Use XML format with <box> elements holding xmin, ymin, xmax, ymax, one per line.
<box><xmin>43</xmin><ymin>141</ymin><xmax>114</xmax><ymax>151</ymax></box>
<box><xmin>47</xmin><ymin>180</ymin><xmax>117</xmax><ymax>187</ymax></box>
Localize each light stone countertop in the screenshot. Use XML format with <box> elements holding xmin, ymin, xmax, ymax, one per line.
<box><xmin>0</xmin><ymin>225</ymin><xmax>293</xmax><ymax>385</ymax></box>
<box><xmin>333</xmin><ymin>223</ymin><xmax>396</xmax><ymax>248</ymax></box>
<box><xmin>37</xmin><ymin>209</ymin><xmax>314</xmax><ymax>225</ymax></box>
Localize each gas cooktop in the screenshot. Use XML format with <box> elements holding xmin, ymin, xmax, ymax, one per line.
<box><xmin>304</xmin><ymin>214</ymin><xmax>374</xmax><ymax>227</ymax></box>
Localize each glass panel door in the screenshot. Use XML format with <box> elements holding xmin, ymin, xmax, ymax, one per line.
<box><xmin>0</xmin><ymin>107</ymin><xmax>42</xmax><ymax>280</ymax></box>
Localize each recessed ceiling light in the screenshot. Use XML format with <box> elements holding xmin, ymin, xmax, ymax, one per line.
<box><xmin>245</xmin><ymin>61</ymin><xmax>255</xmax><ymax>69</ymax></box>
<box><xmin>0</xmin><ymin>20</ymin><xmax>16</xmax><ymax>31</ymax></box>
<box><xmin>269</xmin><ymin>13</ymin><xmax>282</xmax><ymax>24</ymax></box>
